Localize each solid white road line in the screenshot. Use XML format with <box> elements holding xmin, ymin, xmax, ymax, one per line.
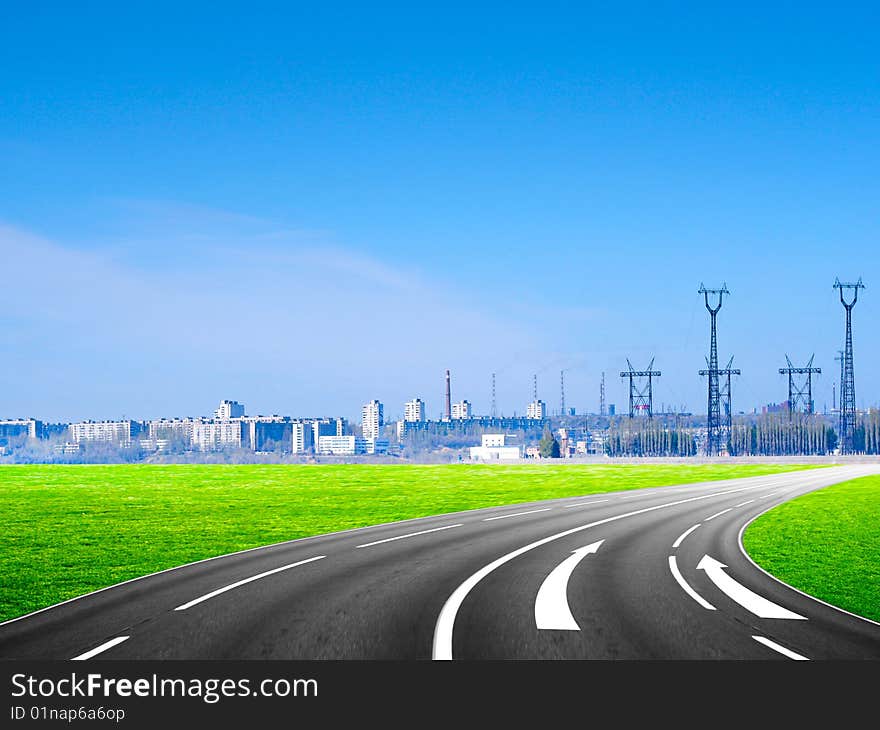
<box><xmin>704</xmin><ymin>507</ymin><xmax>732</xmax><ymax>521</ymax></box>
<box><xmin>752</xmin><ymin>635</ymin><xmax>809</xmax><ymax>660</ymax></box>
<box><xmin>562</xmin><ymin>499</ymin><xmax>610</xmax><ymax>509</ymax></box>
<box><xmin>672</xmin><ymin>524</ymin><xmax>701</xmax><ymax>549</ymax></box>
<box><xmin>431</xmin><ymin>480</ymin><xmax>781</xmax><ymax>659</ymax></box>
<box><xmin>534</xmin><ymin>541</ymin><xmax>604</xmax><ymax>631</ymax></box>
<box><xmin>696</xmin><ymin>555</ymin><xmax>806</xmax><ymax>619</ymax></box>
<box><xmin>483</xmin><ymin>508</ymin><xmax>551</xmax><ymax>522</ymax></box>
<box><xmin>72</xmin><ymin>636</ymin><xmax>130</xmax><ymax>661</ymax></box>
<box><xmin>735</xmin><ymin>499</ymin><xmax>755</xmax><ymax>507</ymax></box>
<box><xmin>174</xmin><ymin>556</ymin><xmax>325</xmax><ymax>611</ymax></box>
<box><xmin>668</xmin><ymin>556</ymin><xmax>716</xmax><ymax>610</ymax></box>
<box><xmin>355</xmin><ymin>524</ymin><xmax>462</xmax><ymax>548</ymax></box>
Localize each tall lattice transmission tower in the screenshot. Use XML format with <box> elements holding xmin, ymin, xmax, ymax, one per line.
<box><xmin>491</xmin><ymin>372</ymin><xmax>497</xmax><ymax>418</ymax></box>
<box><xmin>619</xmin><ymin>358</ymin><xmax>661</xmax><ymax>418</ymax></box>
<box><xmin>834</xmin><ymin>278</ymin><xmax>865</xmax><ymax>453</ymax></box>
<box><xmin>560</xmin><ymin>370</ymin><xmax>566</xmax><ymax>417</ymax></box>
<box><xmin>779</xmin><ymin>355</ymin><xmax>821</xmax><ymax>417</ymax></box>
<box><xmin>698</xmin><ymin>283</ymin><xmax>730</xmax><ymax>455</ymax></box>
<box><xmin>599</xmin><ymin>372</ymin><xmax>606</xmax><ymax>417</ymax></box>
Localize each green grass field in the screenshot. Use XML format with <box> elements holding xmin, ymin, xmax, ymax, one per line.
<box><xmin>0</xmin><ymin>463</ymin><xmax>814</xmax><ymax>622</ymax></box>
<box><xmin>743</xmin><ymin>474</ymin><xmax>880</xmax><ymax>623</ymax></box>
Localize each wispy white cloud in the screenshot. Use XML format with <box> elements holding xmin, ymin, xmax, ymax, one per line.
<box><xmin>0</xmin><ymin>209</ymin><xmax>546</xmax><ymax>421</ymax></box>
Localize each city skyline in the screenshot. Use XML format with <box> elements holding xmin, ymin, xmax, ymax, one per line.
<box><xmin>1</xmin><ymin>4</ymin><xmax>878</xmax><ymax>421</ymax></box>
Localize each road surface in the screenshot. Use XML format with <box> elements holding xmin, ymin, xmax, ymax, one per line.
<box><xmin>2</xmin><ymin>465</ymin><xmax>878</xmax><ymax>660</ymax></box>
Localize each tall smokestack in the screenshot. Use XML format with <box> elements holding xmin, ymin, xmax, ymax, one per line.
<box><xmin>445</xmin><ymin>369</ymin><xmax>452</xmax><ymax>421</ymax></box>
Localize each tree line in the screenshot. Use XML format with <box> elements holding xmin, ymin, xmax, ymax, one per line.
<box><xmin>605</xmin><ymin>419</ymin><xmax>698</xmax><ymax>457</ymax></box>
<box><xmin>727</xmin><ymin>414</ymin><xmax>837</xmax><ymax>456</ymax></box>
<box><xmin>603</xmin><ymin>411</ymin><xmax>879</xmax><ymax>457</ymax></box>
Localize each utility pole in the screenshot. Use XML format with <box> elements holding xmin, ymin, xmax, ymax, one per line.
<box><xmin>619</xmin><ymin>358</ymin><xmax>662</xmax><ymax>418</ymax></box>
<box><xmin>779</xmin><ymin>355</ymin><xmax>821</xmax><ymax>417</ymax></box>
<box><xmin>698</xmin><ymin>283</ymin><xmax>731</xmax><ymax>455</ymax></box>
<box><xmin>834</xmin><ymin>278</ymin><xmax>865</xmax><ymax>453</ymax></box>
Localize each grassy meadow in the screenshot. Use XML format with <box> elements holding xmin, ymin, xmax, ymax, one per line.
<box><xmin>743</xmin><ymin>474</ymin><xmax>880</xmax><ymax>623</ymax></box>
<box><xmin>0</xmin><ymin>462</ymin><xmax>814</xmax><ymax>622</ymax></box>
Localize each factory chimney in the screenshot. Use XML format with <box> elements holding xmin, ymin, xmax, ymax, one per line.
<box><xmin>445</xmin><ymin>370</ymin><xmax>452</xmax><ymax>421</ymax></box>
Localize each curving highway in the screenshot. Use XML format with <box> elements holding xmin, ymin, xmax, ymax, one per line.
<box><xmin>1</xmin><ymin>465</ymin><xmax>878</xmax><ymax>661</ymax></box>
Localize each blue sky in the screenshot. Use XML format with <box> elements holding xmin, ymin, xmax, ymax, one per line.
<box><xmin>1</xmin><ymin>3</ymin><xmax>878</xmax><ymax>422</ymax></box>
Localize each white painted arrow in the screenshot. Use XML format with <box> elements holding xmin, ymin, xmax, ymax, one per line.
<box><xmin>696</xmin><ymin>555</ymin><xmax>806</xmax><ymax>620</ymax></box>
<box><xmin>535</xmin><ymin>540</ymin><xmax>604</xmax><ymax>630</ymax></box>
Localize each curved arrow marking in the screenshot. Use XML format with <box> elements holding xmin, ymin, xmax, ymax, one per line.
<box><xmin>535</xmin><ymin>541</ymin><xmax>604</xmax><ymax>630</ymax></box>
<box><xmin>697</xmin><ymin>555</ymin><xmax>806</xmax><ymax>619</ymax></box>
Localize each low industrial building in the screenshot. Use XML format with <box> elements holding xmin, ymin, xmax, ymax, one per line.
<box><xmin>469</xmin><ymin>434</ymin><xmax>521</xmax><ymax>461</ymax></box>
<box><xmin>318</xmin><ymin>435</ymin><xmax>368</xmax><ymax>455</ymax></box>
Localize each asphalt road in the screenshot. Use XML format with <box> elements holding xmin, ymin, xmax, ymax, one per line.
<box><xmin>2</xmin><ymin>465</ymin><xmax>878</xmax><ymax>661</ymax></box>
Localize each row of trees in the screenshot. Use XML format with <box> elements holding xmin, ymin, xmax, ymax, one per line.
<box><xmin>854</xmin><ymin>411</ymin><xmax>880</xmax><ymax>454</ymax></box>
<box><xmin>600</xmin><ymin>412</ymin><xmax>880</xmax><ymax>457</ymax></box>
<box><xmin>604</xmin><ymin>421</ymin><xmax>699</xmax><ymax>457</ymax></box>
<box><xmin>727</xmin><ymin>415</ymin><xmax>838</xmax><ymax>456</ymax></box>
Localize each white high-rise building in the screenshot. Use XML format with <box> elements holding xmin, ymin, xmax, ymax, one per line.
<box><xmin>527</xmin><ymin>399</ymin><xmax>546</xmax><ymax>420</ymax></box>
<box><xmin>0</xmin><ymin>418</ymin><xmax>41</xmax><ymax>440</ymax></box>
<box><xmin>191</xmin><ymin>420</ymin><xmax>246</xmax><ymax>451</ymax></box>
<box><xmin>291</xmin><ymin>421</ymin><xmax>313</xmax><ymax>454</ymax></box>
<box><xmin>451</xmin><ymin>400</ymin><xmax>472</xmax><ymax>420</ymax></box>
<box><xmin>362</xmin><ymin>400</ymin><xmax>384</xmax><ymax>439</ymax></box>
<box><xmin>147</xmin><ymin>418</ymin><xmax>196</xmax><ymax>442</ymax></box>
<box><xmin>69</xmin><ymin>420</ymin><xmax>143</xmax><ymax>445</ymax></box>
<box><xmin>214</xmin><ymin>400</ymin><xmax>245</xmax><ymax>419</ymax></box>
<box><xmin>404</xmin><ymin>398</ymin><xmax>426</xmax><ymax>422</ymax></box>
